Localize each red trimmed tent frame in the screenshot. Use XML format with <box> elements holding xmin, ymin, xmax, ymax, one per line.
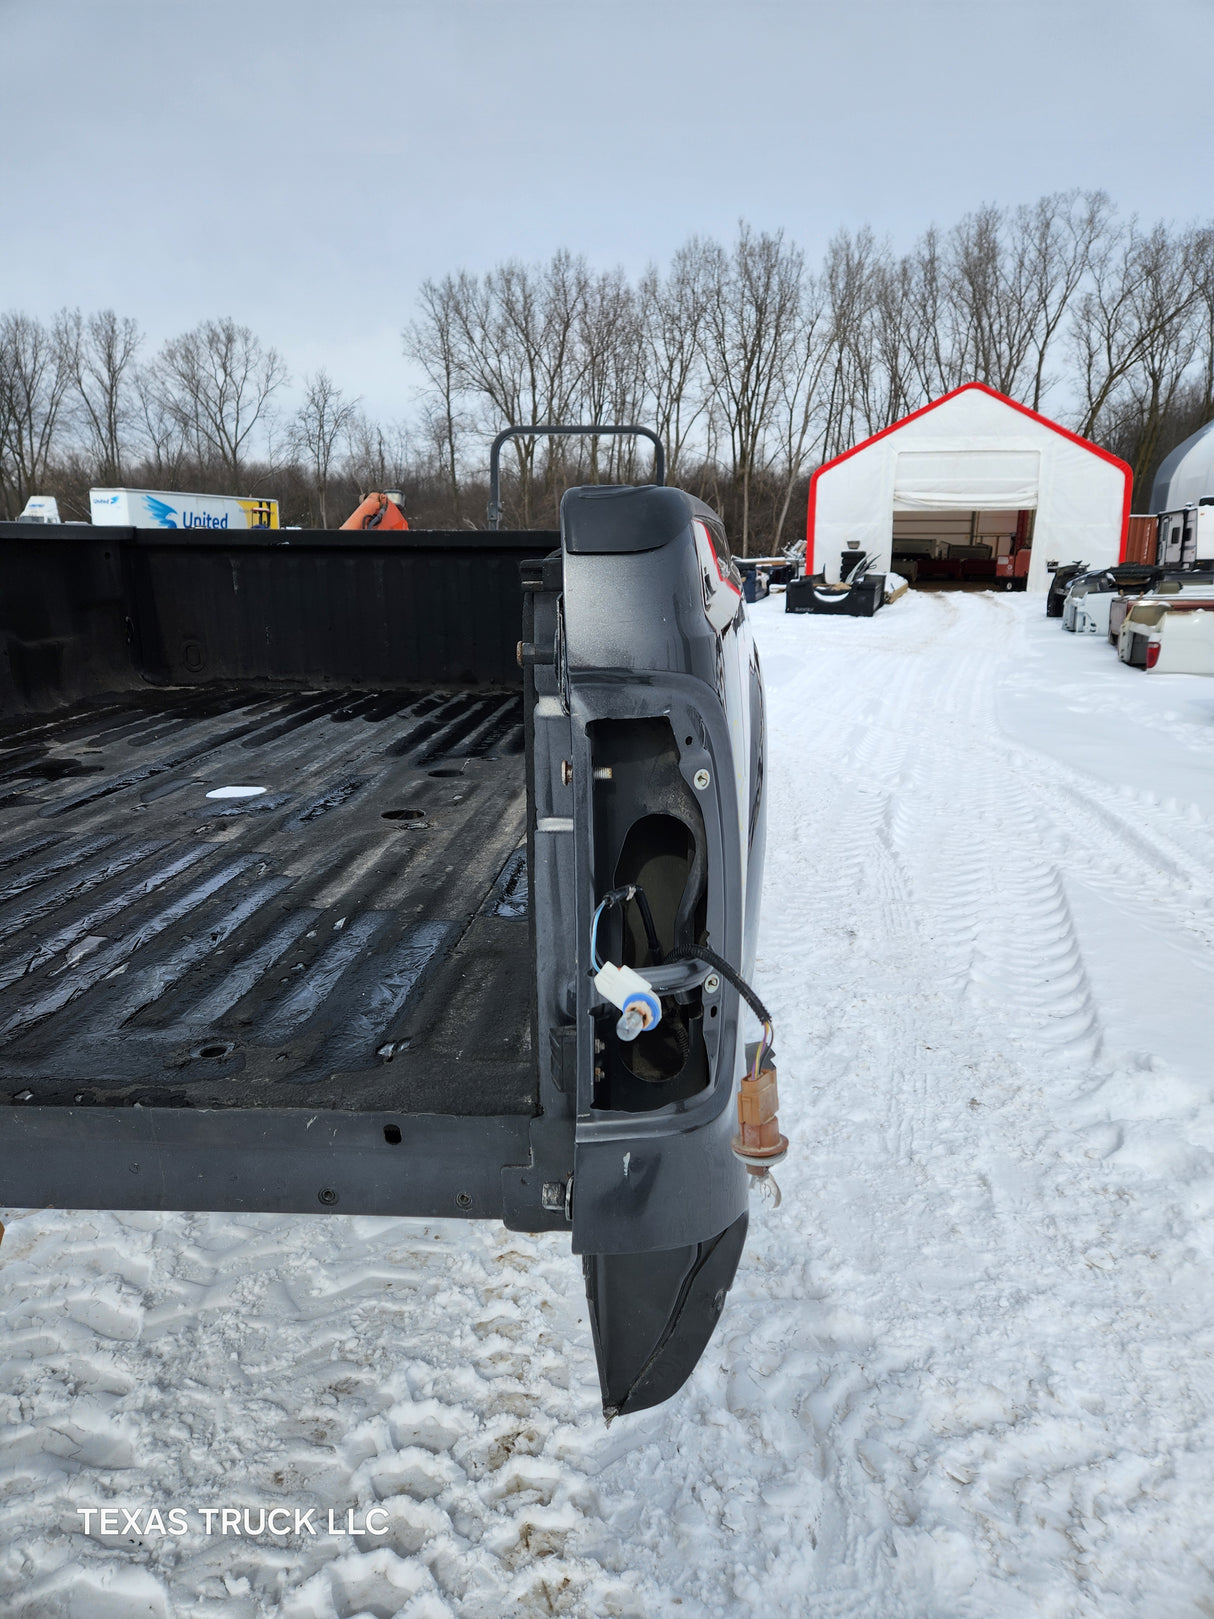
<box><xmin>805</xmin><ymin>383</ymin><xmax>1132</xmax><ymax>585</ymax></box>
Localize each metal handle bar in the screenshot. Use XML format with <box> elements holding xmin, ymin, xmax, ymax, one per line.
<box><xmin>486</xmin><ymin>424</ymin><xmax>666</xmax><ymax>530</ymax></box>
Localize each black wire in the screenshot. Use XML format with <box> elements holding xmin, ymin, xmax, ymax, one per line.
<box><xmin>663</xmin><ymin>944</ymin><xmax>772</xmax><ymax>1029</ymax></box>
<box><xmin>597</xmin><ymin>885</ymin><xmax>663</xmax><ymax>968</ymax></box>
<box><xmin>594</xmin><ymin>885</ymin><xmax>774</xmax><ymax>1065</ymax></box>
<box><xmin>632</xmin><ymin>889</ymin><xmax>663</xmax><ymax>966</ymax></box>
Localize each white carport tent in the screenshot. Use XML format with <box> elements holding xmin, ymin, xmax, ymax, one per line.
<box><xmin>807</xmin><ymin>383</ymin><xmax>1132</xmax><ymax>594</ymax></box>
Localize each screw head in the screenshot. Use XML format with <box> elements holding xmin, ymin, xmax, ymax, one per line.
<box><xmin>317</xmin><ymin>1187</ymin><xmax>338</xmax><ymax>1206</ymax></box>
<box><xmin>455</xmin><ymin>1190</ymin><xmax>473</xmax><ymax>1210</ymax></box>
<box><xmin>704</xmin><ymin>973</ymin><xmax>720</xmax><ymax>994</ymax></box>
<box><xmin>693</xmin><ymin>769</ymin><xmax>711</xmax><ymax>791</ymax></box>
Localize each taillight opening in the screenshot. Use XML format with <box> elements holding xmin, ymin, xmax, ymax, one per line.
<box><xmin>1145</xmin><ymin>641</ymin><xmax>1161</xmax><ymax>669</ymax></box>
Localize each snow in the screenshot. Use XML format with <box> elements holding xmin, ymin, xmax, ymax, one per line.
<box><xmin>3</xmin><ymin>590</ymin><xmax>1214</xmax><ymax>1617</ymax></box>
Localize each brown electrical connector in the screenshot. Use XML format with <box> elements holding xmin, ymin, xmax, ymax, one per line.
<box><xmin>731</xmin><ymin>1064</ymin><xmax>788</xmax><ymax>1195</ymax></box>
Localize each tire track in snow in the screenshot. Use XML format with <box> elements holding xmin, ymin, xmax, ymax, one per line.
<box><xmin>1004</xmin><ymin>752</ymin><xmax>1214</xmax><ymax>964</ymax></box>
<box><xmin>0</xmin><ymin>1214</ymin><xmax>638</xmax><ymax>1619</ymax></box>
<box><xmin>875</xmin><ymin>597</ymin><xmax>1105</xmax><ymax>1066</ymax></box>
<box><xmin>590</xmin><ymin>591</ymin><xmax>1214</xmax><ymax>1619</ymax></box>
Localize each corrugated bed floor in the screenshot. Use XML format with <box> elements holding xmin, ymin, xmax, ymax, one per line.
<box><xmin>0</xmin><ymin>685</ymin><xmax>534</xmax><ymax>1115</ymax></box>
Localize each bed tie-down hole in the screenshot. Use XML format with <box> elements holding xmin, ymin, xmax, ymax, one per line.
<box><xmin>191</xmin><ymin>1040</ymin><xmax>237</xmax><ymax>1061</ymax></box>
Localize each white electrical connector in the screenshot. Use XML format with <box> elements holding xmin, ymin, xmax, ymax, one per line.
<box><xmin>593</xmin><ymin>961</ymin><xmax>662</xmax><ymax>1043</ymax></box>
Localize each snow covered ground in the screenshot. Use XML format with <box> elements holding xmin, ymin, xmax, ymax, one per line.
<box><xmin>3</xmin><ymin>590</ymin><xmax>1213</xmax><ymax>1618</ymax></box>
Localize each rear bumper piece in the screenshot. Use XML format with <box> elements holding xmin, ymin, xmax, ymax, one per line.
<box><xmin>0</xmin><ymin>1105</ymin><xmax>569</xmax><ymax>1229</ymax></box>
<box><xmin>585</xmin><ymin>1210</ymin><xmax>749</xmax><ymax>1416</ymax></box>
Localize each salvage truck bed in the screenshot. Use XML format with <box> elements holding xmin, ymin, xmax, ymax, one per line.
<box><xmin>0</xmin><ymin>522</ymin><xmax>551</xmax><ymax>1220</ymax></box>
<box><xmin>0</xmin><ymin>475</ymin><xmax>768</xmax><ymax>1416</ymax></box>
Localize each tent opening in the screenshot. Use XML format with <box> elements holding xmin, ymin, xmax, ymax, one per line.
<box><xmin>887</xmin><ymin>508</ymin><xmax>1036</xmax><ymax>591</ymax></box>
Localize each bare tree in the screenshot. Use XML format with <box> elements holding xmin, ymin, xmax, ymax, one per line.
<box><xmin>902</xmin><ymin>226</ymin><xmax>955</xmax><ymax>403</ymax></box>
<box><xmin>0</xmin><ymin>310</ymin><xmax>74</xmax><ymax>517</ymax></box>
<box><xmin>947</xmin><ymin>203</ymin><xmax>1042</xmax><ymax>396</ymax></box>
<box><xmin>152</xmin><ymin>318</ymin><xmax>287</xmax><ymax>483</ymax></box>
<box><xmin>1073</xmin><ymin>220</ymin><xmax>1202</xmax><ymax>442</ymax></box>
<box><xmin>1189</xmin><ymin>224</ymin><xmax>1214</xmax><ymax>427</ymax></box>
<box><xmin>1016</xmin><ymin>190</ymin><xmax>1111</xmax><ymax>410</ymax></box>
<box><xmin>770</xmin><ymin>271</ymin><xmax>833</xmax><ymax>548</ymax></box>
<box><xmin>819</xmin><ymin>227</ymin><xmax>887</xmax><ymax>458</ymax></box>
<box><xmin>405</xmin><ymin>278</ymin><xmax>469</xmax><ymax>522</ymax></box>
<box><xmin>889</xmin><ymin>192</ymin><xmax>1107</xmax><ymax>415</ymax></box>
<box><xmin>63</xmin><ymin>308</ymin><xmax>142</xmax><ymax>485</ymax></box>
<box><xmin>134</xmin><ymin>365</ymin><xmax>191</xmax><ymax>485</ymax></box>
<box><xmin>578</xmin><ymin>267</ymin><xmax>646</xmax><ymax>483</ymax></box>
<box><xmin>423</xmin><ymin>252</ymin><xmax>594</xmax><ymax>523</ymax></box>
<box><xmin>639</xmin><ymin>240</ymin><xmax>714</xmax><ymax>484</ymax></box>
<box><xmin>1084</xmin><ymin>225</ymin><xmax>1205</xmax><ymax>491</ymax></box>
<box><xmin>343</xmin><ymin>412</ymin><xmax>409</xmax><ymax>500</ymax></box>
<box><xmin>291</xmin><ymin>370</ymin><xmax>358</xmax><ymax>526</ymax></box>
<box><xmin>701</xmin><ymin>225</ymin><xmax>805</xmax><ymax>554</ymax></box>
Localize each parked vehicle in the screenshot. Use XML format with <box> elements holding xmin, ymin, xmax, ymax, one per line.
<box><xmin>995</xmin><ymin>547</ymin><xmax>1033</xmax><ymax>590</ymax></box>
<box><xmin>1046</xmin><ymin>561</ymin><xmax>1086</xmax><ymax>617</ymax></box>
<box><xmin>1108</xmin><ymin>574</ymin><xmax>1214</xmax><ymax>645</ymax></box>
<box><xmin>1117</xmin><ymin>598</ymin><xmax>1214</xmax><ymax>672</ymax></box>
<box><xmin>1061</xmin><ymin>564</ymin><xmax>1159</xmax><ymax>635</ymax></box>
<box><xmin>90</xmin><ymin>487</ymin><xmax>279</xmax><ymax>529</ymax></box>
<box><xmin>0</xmin><ymin>427</ymin><xmax>773</xmax><ymax>1417</ymax></box>
<box><xmin>15</xmin><ymin>496</ymin><xmax>60</xmax><ymax>523</ymax></box>
<box><xmin>1156</xmin><ymin>503</ymin><xmax>1214</xmax><ymax>569</ymax></box>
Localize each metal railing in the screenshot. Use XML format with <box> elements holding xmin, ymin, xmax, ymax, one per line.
<box><xmin>486</xmin><ymin>424</ymin><xmax>666</xmax><ymax>530</ymax></box>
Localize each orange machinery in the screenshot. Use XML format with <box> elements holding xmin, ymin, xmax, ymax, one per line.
<box><xmin>340</xmin><ymin>492</ymin><xmax>408</xmax><ymax>531</ymax></box>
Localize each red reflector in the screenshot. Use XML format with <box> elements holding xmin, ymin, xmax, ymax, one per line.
<box><xmin>1146</xmin><ymin>641</ymin><xmax>1161</xmax><ymax>669</ymax></box>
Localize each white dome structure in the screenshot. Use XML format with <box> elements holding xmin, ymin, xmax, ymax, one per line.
<box><xmin>807</xmin><ymin>383</ymin><xmax>1132</xmax><ymax>594</ymax></box>
<box><xmin>1150</xmin><ymin>418</ymin><xmax>1214</xmax><ymax>514</ymax></box>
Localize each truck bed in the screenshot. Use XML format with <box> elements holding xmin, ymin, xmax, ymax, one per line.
<box><xmin>0</xmin><ymin>484</ymin><xmax>764</xmax><ymax>1414</ymax></box>
<box><xmin>0</xmin><ymin>684</ymin><xmax>533</xmax><ymax>1116</ymax></box>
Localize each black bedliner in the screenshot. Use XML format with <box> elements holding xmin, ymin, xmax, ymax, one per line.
<box><xmin>0</xmin><ymin>684</ymin><xmax>532</xmax><ymax>1114</ymax></box>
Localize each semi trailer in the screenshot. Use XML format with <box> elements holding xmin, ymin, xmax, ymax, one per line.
<box><xmin>89</xmin><ymin>487</ymin><xmax>279</xmax><ymax>529</ymax></box>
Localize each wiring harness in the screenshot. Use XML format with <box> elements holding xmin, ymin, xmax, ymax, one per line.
<box><xmin>589</xmin><ymin>885</ymin><xmax>786</xmax><ymax>1201</ymax></box>
<box><xmin>590</xmin><ymin>885</ymin><xmax>773</xmax><ymax>1076</ymax></box>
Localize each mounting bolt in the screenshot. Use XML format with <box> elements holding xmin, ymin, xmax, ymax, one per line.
<box><xmin>693</xmin><ymin>769</ymin><xmax>711</xmax><ymax>791</ymax></box>
<box><xmin>560</xmin><ymin>759</ymin><xmax>573</xmax><ymax>786</ymax></box>
<box><xmin>592</xmin><ymin>766</ymin><xmax>613</xmax><ymax>781</ymax></box>
<box><xmin>704</xmin><ymin>973</ymin><xmax>720</xmax><ymax>994</ymax></box>
<box><xmin>317</xmin><ymin>1187</ymin><xmax>338</xmax><ymax>1206</ymax></box>
<box><xmin>515</xmin><ymin>640</ymin><xmax>524</xmax><ymax>667</ymax></box>
<box><xmin>455</xmin><ymin>1190</ymin><xmax>473</xmax><ymax>1210</ymax></box>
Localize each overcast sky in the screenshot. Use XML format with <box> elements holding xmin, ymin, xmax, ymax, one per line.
<box><xmin>3</xmin><ymin>0</ymin><xmax>1213</xmax><ymax>427</ymax></box>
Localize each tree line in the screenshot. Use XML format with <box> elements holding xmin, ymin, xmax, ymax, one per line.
<box><xmin>3</xmin><ymin>193</ymin><xmax>1212</xmax><ymax>549</ymax></box>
